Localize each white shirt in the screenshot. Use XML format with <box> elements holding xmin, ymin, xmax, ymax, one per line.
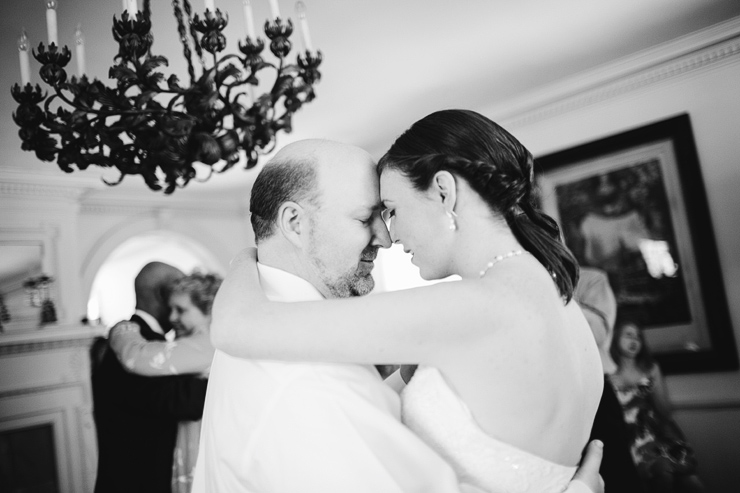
<box><xmin>191</xmin><ymin>264</ymin><xmax>595</xmax><ymax>493</ymax></box>
<box><xmin>191</xmin><ymin>263</ymin><xmax>462</xmax><ymax>493</ymax></box>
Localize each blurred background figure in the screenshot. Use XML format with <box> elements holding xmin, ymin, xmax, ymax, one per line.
<box><xmin>610</xmin><ymin>319</ymin><xmax>705</xmax><ymax>493</ymax></box>
<box><xmin>575</xmin><ymin>266</ymin><xmax>646</xmax><ymax>493</ymax></box>
<box><xmin>92</xmin><ymin>262</ymin><xmax>208</xmax><ymax>493</ymax></box>
<box><xmin>108</xmin><ymin>272</ymin><xmax>221</xmax><ymax>493</ymax></box>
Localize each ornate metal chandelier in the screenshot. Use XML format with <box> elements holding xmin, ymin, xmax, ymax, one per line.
<box><xmin>11</xmin><ymin>0</ymin><xmax>322</xmax><ymax>193</ymax></box>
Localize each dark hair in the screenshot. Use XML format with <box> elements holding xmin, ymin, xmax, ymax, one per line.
<box><xmin>610</xmin><ymin>316</ymin><xmax>655</xmax><ymax>372</ymax></box>
<box><xmin>378</xmin><ymin>109</ymin><xmax>579</xmax><ymax>301</ymax></box>
<box><xmin>249</xmin><ymin>157</ymin><xmax>320</xmax><ymax>243</ymax></box>
<box><xmin>170</xmin><ymin>272</ymin><xmax>223</xmax><ymax>315</ymax></box>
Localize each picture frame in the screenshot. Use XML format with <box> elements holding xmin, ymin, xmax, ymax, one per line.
<box><xmin>535</xmin><ymin>114</ymin><xmax>737</xmax><ymax>374</ymax></box>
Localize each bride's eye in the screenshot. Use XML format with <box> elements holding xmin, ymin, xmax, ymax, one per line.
<box><xmin>381</xmin><ymin>209</ymin><xmax>395</xmax><ymax>224</ymax></box>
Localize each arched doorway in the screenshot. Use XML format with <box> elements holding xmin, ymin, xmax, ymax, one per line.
<box><xmin>87</xmin><ymin>231</ymin><xmax>223</xmax><ymax>326</ymax></box>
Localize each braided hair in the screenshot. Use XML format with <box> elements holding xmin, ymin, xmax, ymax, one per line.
<box><xmin>377</xmin><ymin>109</ymin><xmax>579</xmax><ymax>302</ymax></box>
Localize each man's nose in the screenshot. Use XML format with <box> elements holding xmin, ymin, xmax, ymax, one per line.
<box><xmin>371</xmin><ymin>213</ymin><xmax>392</xmax><ymax>248</ymax></box>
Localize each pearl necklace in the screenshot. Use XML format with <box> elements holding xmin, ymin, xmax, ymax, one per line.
<box><xmin>479</xmin><ymin>249</ymin><xmax>526</xmax><ymax>278</ymax></box>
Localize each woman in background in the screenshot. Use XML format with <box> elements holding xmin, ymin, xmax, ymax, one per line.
<box><xmin>109</xmin><ymin>272</ymin><xmax>221</xmax><ymax>493</ymax></box>
<box><xmin>610</xmin><ymin>319</ymin><xmax>705</xmax><ymax>493</ymax></box>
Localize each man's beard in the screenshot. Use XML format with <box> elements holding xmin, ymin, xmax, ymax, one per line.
<box><xmin>309</xmin><ymin>246</ymin><xmax>378</xmax><ymax>299</ymax></box>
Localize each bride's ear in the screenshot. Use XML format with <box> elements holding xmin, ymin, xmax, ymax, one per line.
<box><xmin>432</xmin><ymin>171</ymin><xmax>458</xmax><ymax>214</ymax></box>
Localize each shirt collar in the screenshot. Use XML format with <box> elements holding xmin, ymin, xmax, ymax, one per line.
<box><xmin>134</xmin><ymin>309</ymin><xmax>167</xmax><ymax>336</ymax></box>
<box><xmin>257</xmin><ymin>263</ymin><xmax>326</xmax><ymax>302</ymax></box>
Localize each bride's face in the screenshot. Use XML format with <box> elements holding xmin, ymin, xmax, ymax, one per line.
<box><xmin>380</xmin><ymin>169</ymin><xmax>451</xmax><ymax>280</ymax></box>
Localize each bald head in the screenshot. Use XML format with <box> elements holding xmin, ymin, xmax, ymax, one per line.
<box><xmin>249</xmin><ymin>139</ymin><xmax>377</xmax><ymax>243</ymax></box>
<box><xmin>249</xmin><ymin>138</ymin><xmax>390</xmax><ymax>298</ymax></box>
<box><xmin>134</xmin><ymin>262</ymin><xmax>184</xmax><ymax>325</ymax></box>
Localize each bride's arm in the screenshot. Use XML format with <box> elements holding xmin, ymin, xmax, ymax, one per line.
<box><xmin>210</xmin><ymin>248</ymin><xmax>523</xmax><ymax>365</ymax></box>
<box><xmin>109</xmin><ymin>322</ymin><xmax>214</xmax><ymax>375</ymax></box>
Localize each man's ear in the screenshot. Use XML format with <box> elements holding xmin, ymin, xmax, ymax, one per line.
<box><xmin>432</xmin><ymin>170</ymin><xmax>458</xmax><ymax>213</ymax></box>
<box><xmin>276</xmin><ymin>201</ymin><xmax>306</xmax><ymax>248</ymax></box>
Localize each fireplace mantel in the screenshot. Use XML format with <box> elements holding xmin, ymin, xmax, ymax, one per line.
<box><xmin>0</xmin><ymin>323</ymin><xmax>106</xmax><ymax>492</ymax></box>
<box><xmin>0</xmin><ymin>323</ymin><xmax>106</xmax><ymax>355</ymax></box>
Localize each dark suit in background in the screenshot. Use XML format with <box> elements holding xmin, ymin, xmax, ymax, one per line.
<box><xmin>92</xmin><ymin>313</ymin><xmax>208</xmax><ymax>493</ymax></box>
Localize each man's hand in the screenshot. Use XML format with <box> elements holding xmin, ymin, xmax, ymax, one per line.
<box><xmin>569</xmin><ymin>440</ymin><xmax>604</xmax><ymax>493</ymax></box>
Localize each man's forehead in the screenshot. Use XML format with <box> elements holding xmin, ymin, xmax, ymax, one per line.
<box><xmin>317</xmin><ymin>157</ymin><xmax>380</xmax><ymax>208</ymax></box>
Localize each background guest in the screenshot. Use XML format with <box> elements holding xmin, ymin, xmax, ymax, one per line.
<box><xmin>610</xmin><ymin>318</ymin><xmax>705</xmax><ymax>493</ymax></box>
<box><xmin>575</xmin><ymin>267</ymin><xmax>646</xmax><ymax>492</ymax></box>
<box><xmin>108</xmin><ymin>271</ymin><xmax>221</xmax><ymax>493</ymax></box>
<box><xmin>92</xmin><ymin>262</ymin><xmax>209</xmax><ymax>493</ymax></box>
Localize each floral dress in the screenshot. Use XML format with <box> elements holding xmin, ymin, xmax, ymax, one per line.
<box><xmin>109</xmin><ymin>323</ymin><xmax>214</xmax><ymax>493</ymax></box>
<box><xmin>610</xmin><ymin>369</ymin><xmax>697</xmax><ymax>480</ymax></box>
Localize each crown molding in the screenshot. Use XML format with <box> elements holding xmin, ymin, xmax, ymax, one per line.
<box><xmin>489</xmin><ymin>16</ymin><xmax>740</xmax><ymax>128</ymax></box>
<box><xmin>79</xmin><ymin>194</ymin><xmax>246</xmax><ymax>216</ymax></box>
<box><xmin>0</xmin><ymin>180</ymin><xmax>86</xmax><ymax>202</ymax></box>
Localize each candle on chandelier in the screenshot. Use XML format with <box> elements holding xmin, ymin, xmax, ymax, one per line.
<box><xmin>126</xmin><ymin>0</ymin><xmax>139</xmax><ymax>15</ymax></box>
<box><xmin>46</xmin><ymin>0</ymin><xmax>58</xmax><ymax>45</ymax></box>
<box><xmin>75</xmin><ymin>24</ymin><xmax>86</xmax><ymax>77</ymax></box>
<box><xmin>204</xmin><ymin>0</ymin><xmax>215</xmax><ymax>12</ymax></box>
<box><xmin>242</xmin><ymin>0</ymin><xmax>256</xmax><ymax>39</ymax></box>
<box><xmin>268</xmin><ymin>0</ymin><xmax>281</xmax><ymax>20</ymax></box>
<box><xmin>295</xmin><ymin>1</ymin><xmax>313</xmax><ymax>52</ymax></box>
<box><xmin>18</xmin><ymin>30</ymin><xmax>31</xmax><ymax>85</ymax></box>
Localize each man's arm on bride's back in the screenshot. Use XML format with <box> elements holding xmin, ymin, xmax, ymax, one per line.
<box><xmin>565</xmin><ymin>440</ymin><xmax>604</xmax><ymax>493</ymax></box>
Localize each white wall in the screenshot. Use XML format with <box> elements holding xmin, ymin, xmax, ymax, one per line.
<box><xmin>0</xmin><ymin>184</ymin><xmax>254</xmax><ymax>329</ymax></box>
<box><xmin>487</xmin><ymin>19</ymin><xmax>740</xmax><ymax>492</ymax></box>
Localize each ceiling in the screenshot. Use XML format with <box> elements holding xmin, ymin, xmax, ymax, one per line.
<box><xmin>1</xmin><ymin>0</ymin><xmax>739</xmax><ymax>200</ymax></box>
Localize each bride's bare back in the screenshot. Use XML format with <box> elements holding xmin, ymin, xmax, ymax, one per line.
<box><xmin>434</xmin><ymin>259</ymin><xmax>602</xmax><ymax>466</ymax></box>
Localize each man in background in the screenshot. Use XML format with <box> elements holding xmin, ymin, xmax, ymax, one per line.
<box><xmin>92</xmin><ymin>262</ymin><xmax>208</xmax><ymax>493</ymax></box>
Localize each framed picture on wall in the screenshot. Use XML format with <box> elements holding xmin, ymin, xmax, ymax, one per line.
<box><xmin>535</xmin><ymin>114</ymin><xmax>737</xmax><ymax>374</ymax></box>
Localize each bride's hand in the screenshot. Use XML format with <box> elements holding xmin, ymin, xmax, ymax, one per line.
<box><xmin>210</xmin><ymin>247</ymin><xmax>265</xmax><ymax>351</ymax></box>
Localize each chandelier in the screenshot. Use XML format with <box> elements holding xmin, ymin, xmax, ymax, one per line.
<box><xmin>11</xmin><ymin>0</ymin><xmax>322</xmax><ymax>193</ymax></box>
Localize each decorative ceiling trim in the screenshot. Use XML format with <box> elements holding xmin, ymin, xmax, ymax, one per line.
<box><xmin>79</xmin><ymin>198</ymin><xmax>244</xmax><ymax>216</ymax></box>
<box><xmin>0</xmin><ymin>180</ymin><xmax>85</xmax><ymax>201</ymax></box>
<box><xmin>492</xmin><ymin>18</ymin><xmax>740</xmax><ymax>128</ymax></box>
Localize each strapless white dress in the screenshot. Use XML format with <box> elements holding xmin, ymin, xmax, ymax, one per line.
<box><xmin>401</xmin><ymin>366</ymin><xmax>577</xmax><ymax>493</ymax></box>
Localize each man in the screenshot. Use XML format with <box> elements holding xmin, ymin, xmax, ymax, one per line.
<box><xmin>92</xmin><ymin>262</ymin><xmax>209</xmax><ymax>493</ymax></box>
<box><xmin>193</xmin><ymin>140</ymin><xmax>602</xmax><ymax>492</ymax></box>
<box><xmin>576</xmin><ymin>267</ymin><xmax>646</xmax><ymax>493</ymax></box>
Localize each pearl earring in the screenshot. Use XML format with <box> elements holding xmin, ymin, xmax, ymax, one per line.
<box><xmin>446</xmin><ymin>210</ymin><xmax>458</xmax><ymax>231</ymax></box>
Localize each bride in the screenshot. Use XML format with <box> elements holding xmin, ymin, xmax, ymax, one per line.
<box><xmin>211</xmin><ymin>109</ymin><xmax>603</xmax><ymax>493</ymax></box>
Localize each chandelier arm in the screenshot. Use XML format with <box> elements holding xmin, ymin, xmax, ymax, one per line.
<box><xmin>49</xmin><ymin>85</ymin><xmax>186</xmax><ymax>119</ymax></box>
<box><xmin>42</xmin><ymin>92</ymin><xmax>61</xmax><ymax>114</ymax></box>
